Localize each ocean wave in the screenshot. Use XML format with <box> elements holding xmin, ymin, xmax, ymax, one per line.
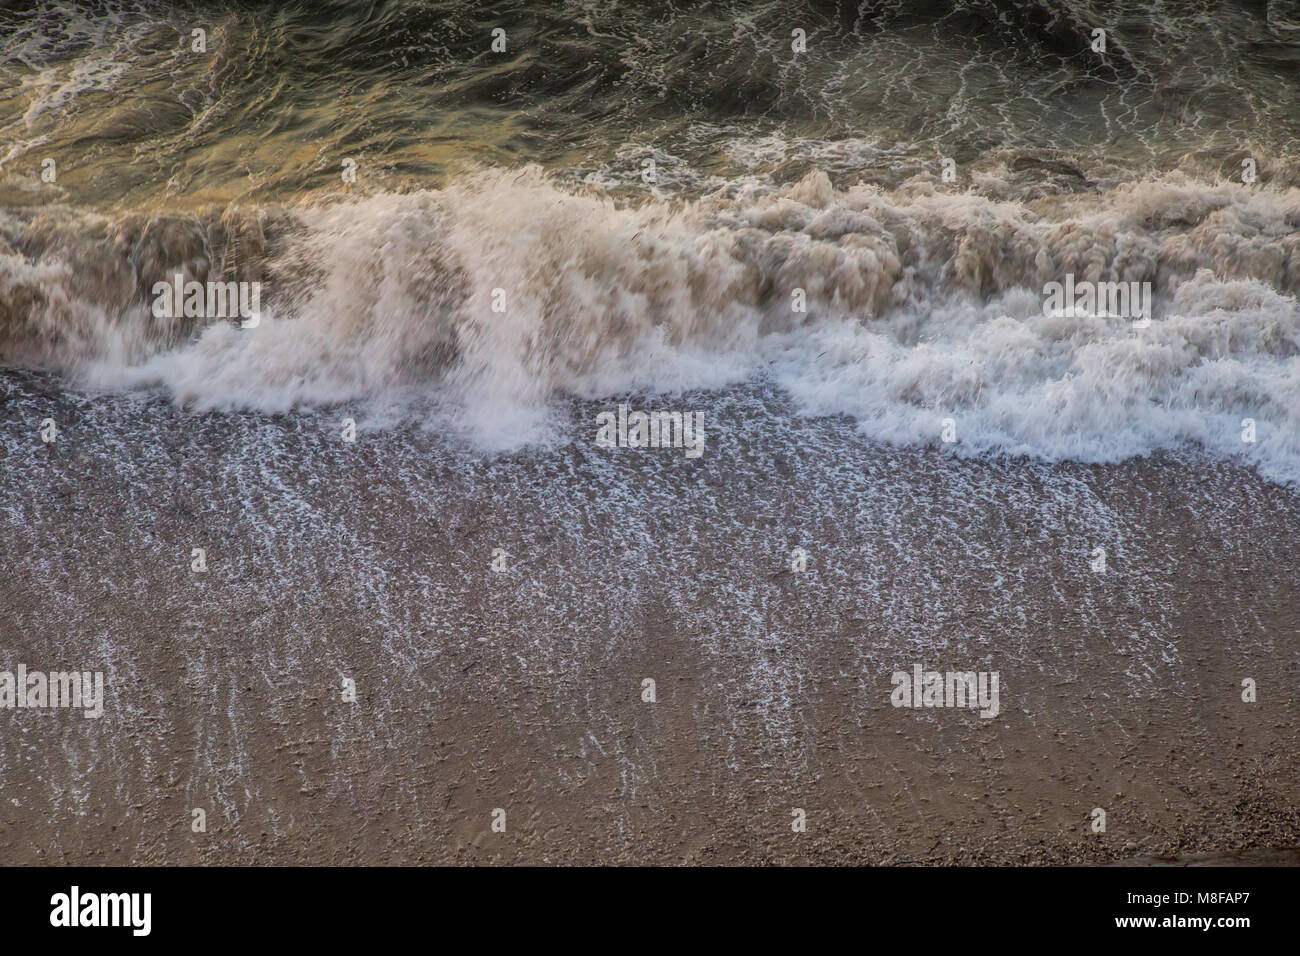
<box><xmin>2</xmin><ymin>164</ymin><xmax>1298</xmax><ymax>480</ymax></box>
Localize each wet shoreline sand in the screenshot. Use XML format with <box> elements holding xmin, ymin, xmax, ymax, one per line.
<box><xmin>1</xmin><ymin>373</ymin><xmax>1297</xmax><ymax>864</ymax></box>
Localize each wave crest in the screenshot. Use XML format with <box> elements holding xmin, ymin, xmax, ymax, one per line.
<box><xmin>2</xmin><ymin>165</ymin><xmax>1299</xmax><ymax>479</ymax></box>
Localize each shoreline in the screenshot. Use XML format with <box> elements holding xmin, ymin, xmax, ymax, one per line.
<box><xmin>2</xmin><ymin>374</ymin><xmax>1297</xmax><ymax>864</ymax></box>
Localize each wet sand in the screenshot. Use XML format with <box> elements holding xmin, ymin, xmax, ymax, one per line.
<box><xmin>1</xmin><ymin>372</ymin><xmax>1297</xmax><ymax>864</ymax></box>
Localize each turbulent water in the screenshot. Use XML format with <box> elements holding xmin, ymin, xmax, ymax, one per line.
<box><xmin>2</xmin><ymin>0</ymin><xmax>1300</xmax><ymax>479</ymax></box>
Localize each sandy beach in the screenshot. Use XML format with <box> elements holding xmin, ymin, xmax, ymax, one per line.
<box><xmin>2</xmin><ymin>373</ymin><xmax>1296</xmax><ymax>864</ymax></box>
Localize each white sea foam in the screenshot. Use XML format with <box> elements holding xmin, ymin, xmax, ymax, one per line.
<box><xmin>3</xmin><ymin>165</ymin><xmax>1299</xmax><ymax>481</ymax></box>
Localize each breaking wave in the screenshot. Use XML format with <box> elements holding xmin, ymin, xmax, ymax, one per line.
<box><xmin>2</xmin><ymin>163</ymin><xmax>1298</xmax><ymax>482</ymax></box>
